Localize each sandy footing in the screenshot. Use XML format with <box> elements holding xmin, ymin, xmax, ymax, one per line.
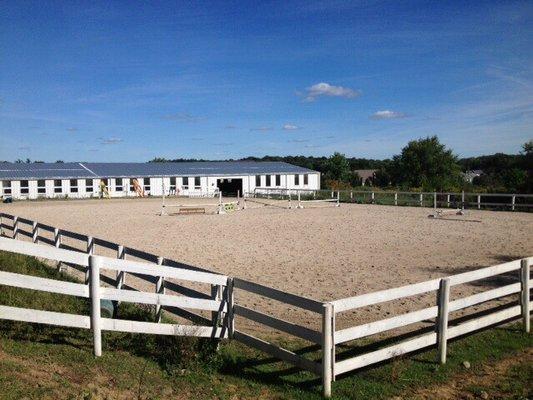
<box><xmin>2</xmin><ymin>197</ymin><xmax>532</xmax><ymax>336</ymax></box>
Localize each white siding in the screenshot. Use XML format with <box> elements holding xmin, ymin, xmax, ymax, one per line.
<box><xmin>2</xmin><ymin>171</ymin><xmax>320</xmax><ymax>200</ymax></box>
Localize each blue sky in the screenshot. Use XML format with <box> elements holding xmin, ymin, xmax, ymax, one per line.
<box><xmin>1</xmin><ymin>0</ymin><xmax>532</xmax><ymax>162</ymax></box>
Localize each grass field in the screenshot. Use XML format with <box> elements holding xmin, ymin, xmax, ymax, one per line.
<box><xmin>0</xmin><ymin>251</ymin><xmax>531</xmax><ymax>399</ymax></box>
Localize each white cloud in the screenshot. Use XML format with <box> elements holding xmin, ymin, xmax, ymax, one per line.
<box><xmin>302</xmin><ymin>82</ymin><xmax>360</xmax><ymax>102</ymax></box>
<box><xmin>100</xmin><ymin>137</ymin><xmax>123</xmax><ymax>145</ymax></box>
<box><xmin>283</xmin><ymin>124</ymin><xmax>300</xmax><ymax>130</ymax></box>
<box><xmin>287</xmin><ymin>138</ymin><xmax>309</xmax><ymax>143</ymax></box>
<box><xmin>162</xmin><ymin>113</ymin><xmax>205</xmax><ymax>123</ymax></box>
<box><xmin>371</xmin><ymin>110</ymin><xmax>407</xmax><ymax>120</ymax></box>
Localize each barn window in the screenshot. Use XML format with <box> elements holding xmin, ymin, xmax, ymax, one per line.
<box><xmin>304</xmin><ymin>174</ymin><xmax>308</xmax><ymax>185</ymax></box>
<box><xmin>54</xmin><ymin>180</ymin><xmax>62</xmax><ymax>193</ymax></box>
<box><xmin>183</xmin><ymin>177</ymin><xmax>189</xmax><ymax>189</ymax></box>
<box><xmin>255</xmin><ymin>175</ymin><xmax>261</xmax><ymax>186</ymax></box>
<box><xmin>143</xmin><ymin>178</ymin><xmax>151</xmax><ymax>192</ymax></box>
<box><xmin>86</xmin><ymin>179</ymin><xmax>94</xmax><ymax>193</ymax></box>
<box><xmin>194</xmin><ymin>177</ymin><xmax>201</xmax><ymax>188</ymax></box>
<box><xmin>115</xmin><ymin>178</ymin><xmax>123</xmax><ymax>192</ymax></box>
<box><xmin>20</xmin><ymin>180</ymin><xmax>29</xmax><ymax>194</ymax></box>
<box><xmin>275</xmin><ymin>175</ymin><xmax>281</xmax><ymax>186</ymax></box>
<box><xmin>294</xmin><ymin>174</ymin><xmax>300</xmax><ymax>185</ymax></box>
<box><xmin>265</xmin><ymin>175</ymin><xmax>271</xmax><ymax>187</ymax></box>
<box><xmin>170</xmin><ymin>177</ymin><xmax>176</xmax><ymax>191</ymax></box>
<box><xmin>2</xmin><ymin>181</ymin><xmax>11</xmax><ymax>195</ymax></box>
<box><xmin>37</xmin><ymin>180</ymin><xmax>46</xmax><ymax>194</ymax></box>
<box><xmin>70</xmin><ymin>179</ymin><xmax>78</xmax><ymax>193</ymax></box>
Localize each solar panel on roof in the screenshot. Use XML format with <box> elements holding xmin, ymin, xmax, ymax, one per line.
<box><xmin>0</xmin><ymin>161</ymin><xmax>316</xmax><ymax>180</ymax></box>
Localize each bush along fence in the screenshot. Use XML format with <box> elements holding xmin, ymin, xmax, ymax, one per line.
<box><xmin>252</xmin><ymin>188</ymin><xmax>533</xmax><ymax>211</ymax></box>
<box><xmin>0</xmin><ymin>212</ymin><xmax>531</xmax><ymax>398</ymax></box>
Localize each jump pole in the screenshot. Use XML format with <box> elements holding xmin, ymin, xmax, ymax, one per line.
<box><xmin>161</xmin><ymin>181</ymin><xmax>167</xmax><ymax>216</ymax></box>
<box><xmin>217</xmin><ymin>191</ymin><xmax>226</xmax><ymax>214</ymax></box>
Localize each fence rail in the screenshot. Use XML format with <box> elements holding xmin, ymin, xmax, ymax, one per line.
<box><xmin>0</xmin><ymin>211</ymin><xmax>531</xmax><ymax>398</ymax></box>
<box><xmin>250</xmin><ymin>188</ymin><xmax>533</xmax><ymax>211</ymax></box>
<box><xmin>0</xmin><ymin>239</ymin><xmax>230</xmax><ymax>357</ymax></box>
<box><xmin>329</xmin><ymin>257</ymin><xmax>532</xmax><ymax>388</ymax></box>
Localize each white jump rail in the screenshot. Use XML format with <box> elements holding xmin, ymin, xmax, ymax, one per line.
<box><xmin>161</xmin><ymin>191</ymin><xmax>242</xmax><ymax>215</ymax></box>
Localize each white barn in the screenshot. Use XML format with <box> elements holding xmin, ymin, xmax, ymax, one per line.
<box><xmin>0</xmin><ymin>161</ymin><xmax>320</xmax><ymax>200</ymax></box>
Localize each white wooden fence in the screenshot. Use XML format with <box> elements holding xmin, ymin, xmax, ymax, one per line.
<box><xmin>0</xmin><ymin>212</ymin><xmax>531</xmax><ymax>398</ymax></box>
<box><xmin>0</xmin><ymin>237</ymin><xmax>230</xmax><ymax>357</ymax></box>
<box><xmin>251</xmin><ymin>188</ymin><xmax>533</xmax><ymax>211</ymax></box>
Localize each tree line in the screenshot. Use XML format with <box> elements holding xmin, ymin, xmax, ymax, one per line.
<box><xmin>152</xmin><ymin>137</ymin><xmax>532</xmax><ymax>193</ymax></box>
<box><xmin>6</xmin><ymin>136</ymin><xmax>531</xmax><ymax>193</ymax></box>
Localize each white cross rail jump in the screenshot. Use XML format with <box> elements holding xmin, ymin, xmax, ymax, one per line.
<box><xmin>161</xmin><ymin>189</ymin><xmax>243</xmax><ymax>216</ymax></box>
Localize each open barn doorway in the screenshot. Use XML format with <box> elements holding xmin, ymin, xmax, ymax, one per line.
<box><xmin>217</xmin><ymin>178</ymin><xmax>243</xmax><ymax>196</ymax></box>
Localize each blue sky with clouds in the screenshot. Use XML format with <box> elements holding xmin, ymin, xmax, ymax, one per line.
<box><xmin>1</xmin><ymin>0</ymin><xmax>532</xmax><ymax>162</ymax></box>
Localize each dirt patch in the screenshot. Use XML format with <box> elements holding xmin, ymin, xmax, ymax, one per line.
<box><xmin>410</xmin><ymin>348</ymin><xmax>532</xmax><ymax>399</ymax></box>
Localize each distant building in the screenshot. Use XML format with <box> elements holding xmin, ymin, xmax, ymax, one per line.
<box><xmin>0</xmin><ymin>161</ymin><xmax>320</xmax><ymax>200</ymax></box>
<box><xmin>353</xmin><ymin>169</ymin><xmax>377</xmax><ymax>186</ymax></box>
<box><xmin>462</xmin><ymin>169</ymin><xmax>483</xmax><ymax>183</ymax></box>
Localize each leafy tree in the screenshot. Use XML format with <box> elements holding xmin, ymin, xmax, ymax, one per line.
<box><xmin>523</xmin><ymin>140</ymin><xmax>533</xmax><ymax>154</ymax></box>
<box><xmin>349</xmin><ymin>172</ymin><xmax>363</xmax><ymax>187</ymax></box>
<box><xmin>323</xmin><ymin>152</ymin><xmax>351</xmax><ymax>182</ymax></box>
<box><xmin>386</xmin><ymin>136</ymin><xmax>462</xmax><ymax>191</ymax></box>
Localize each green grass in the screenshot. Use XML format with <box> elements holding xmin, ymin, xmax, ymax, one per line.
<box><xmin>0</xmin><ymin>251</ymin><xmax>531</xmax><ymax>399</ymax></box>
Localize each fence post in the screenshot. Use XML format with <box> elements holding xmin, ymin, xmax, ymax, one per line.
<box><xmin>85</xmin><ymin>236</ymin><xmax>94</xmax><ymax>284</ymax></box>
<box><xmin>371</xmin><ymin>191</ymin><xmax>375</xmax><ymax>204</ymax></box>
<box><xmin>350</xmin><ymin>190</ymin><xmax>353</xmax><ymax>200</ymax></box>
<box><xmin>54</xmin><ymin>228</ymin><xmax>61</xmax><ymax>248</ymax></box>
<box><xmin>89</xmin><ymin>255</ymin><xmax>102</xmax><ymax>357</ymax></box>
<box><xmin>336</xmin><ymin>191</ymin><xmax>340</xmax><ymax>207</ymax></box>
<box><xmin>477</xmin><ymin>194</ymin><xmax>481</xmax><ymax>209</ymax></box>
<box><xmin>155</xmin><ymin>256</ymin><xmax>165</xmax><ymax>322</ymax></box>
<box><xmin>433</xmin><ymin>192</ymin><xmax>437</xmax><ymax>210</ymax></box>
<box><xmin>211</xmin><ymin>284</ymin><xmax>223</xmax><ymax>327</ymax></box>
<box><xmin>394</xmin><ymin>192</ymin><xmax>398</xmax><ymax>206</ymax></box>
<box><xmin>32</xmin><ymin>221</ymin><xmax>38</xmax><ymax>243</ymax></box>
<box><xmin>447</xmin><ymin>194</ymin><xmax>450</xmax><ymax>208</ymax></box>
<box><xmin>322</xmin><ymin>303</ymin><xmax>333</xmax><ymax>398</ymax></box>
<box><xmin>13</xmin><ymin>216</ymin><xmax>18</xmax><ymax>239</ymax></box>
<box><xmin>419</xmin><ymin>193</ymin><xmax>423</xmax><ymax>207</ymax></box>
<box><xmin>437</xmin><ymin>278</ymin><xmax>451</xmax><ymax>364</ymax></box>
<box><xmin>512</xmin><ymin>195</ymin><xmax>516</xmax><ymax>211</ymax></box>
<box><xmin>116</xmin><ymin>245</ymin><xmax>126</xmax><ymax>292</ymax></box>
<box><xmin>461</xmin><ymin>191</ymin><xmax>465</xmax><ymax>211</ymax></box>
<box><xmin>226</xmin><ymin>277</ymin><xmax>234</xmax><ymax>339</ymax></box>
<box><xmin>521</xmin><ymin>259</ymin><xmax>530</xmax><ymax>333</ymax></box>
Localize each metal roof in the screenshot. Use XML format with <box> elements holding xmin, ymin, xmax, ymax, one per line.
<box><xmin>0</xmin><ymin>162</ymin><xmax>317</xmax><ymax>180</ymax></box>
